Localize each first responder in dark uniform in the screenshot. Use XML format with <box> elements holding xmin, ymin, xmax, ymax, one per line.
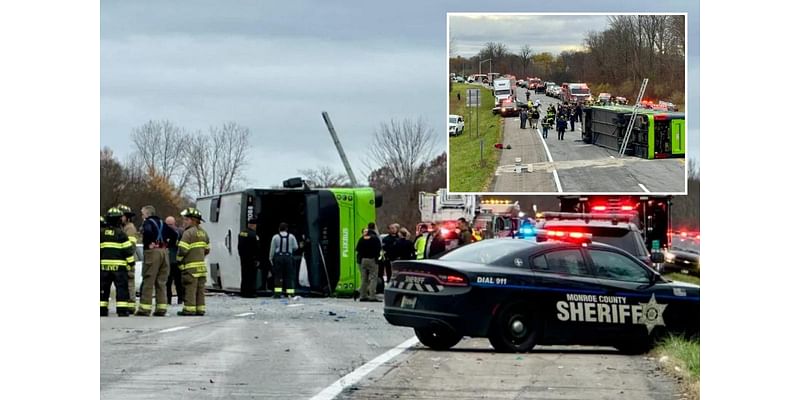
<box><xmin>177</xmin><ymin>208</ymin><xmax>210</xmax><ymax>316</ymax></box>
<box><xmin>457</xmin><ymin>217</ymin><xmax>474</xmax><ymax>247</ymax></box>
<box><xmin>237</xmin><ymin>218</ymin><xmax>260</xmax><ymax>298</ymax></box>
<box><xmin>269</xmin><ymin>222</ymin><xmax>298</xmax><ymax>298</ymax></box>
<box><xmin>117</xmin><ymin>204</ymin><xmax>139</xmax><ymax>313</ymax></box>
<box><xmin>100</xmin><ymin>207</ymin><xmax>134</xmax><ymax>317</ymax></box>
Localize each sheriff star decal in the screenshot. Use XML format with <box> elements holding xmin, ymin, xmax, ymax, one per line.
<box><xmin>639</xmin><ymin>294</ymin><xmax>668</xmax><ymax>334</ymax></box>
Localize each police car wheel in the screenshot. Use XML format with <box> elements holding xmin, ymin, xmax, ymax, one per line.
<box><xmin>414</xmin><ymin>326</ymin><xmax>462</xmax><ymax>351</ymax></box>
<box><xmin>489</xmin><ymin>304</ymin><xmax>537</xmax><ymax>353</ymax></box>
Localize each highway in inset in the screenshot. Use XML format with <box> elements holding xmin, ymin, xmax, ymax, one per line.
<box><xmin>491</xmin><ymin>90</ymin><xmax>685</xmax><ymax>193</ymax></box>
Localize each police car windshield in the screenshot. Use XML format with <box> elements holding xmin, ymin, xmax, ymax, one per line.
<box><xmin>439</xmin><ymin>240</ymin><xmax>531</xmax><ymax>265</ymax></box>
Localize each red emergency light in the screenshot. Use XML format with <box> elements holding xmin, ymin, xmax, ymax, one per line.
<box><xmin>621</xmin><ymin>205</ymin><xmax>634</xmax><ymax>211</ymax></box>
<box><xmin>540</xmin><ymin>230</ymin><xmax>593</xmax><ymax>244</ymax></box>
<box><xmin>654</xmin><ymin>114</ymin><xmax>668</xmax><ymax>120</ymax></box>
<box><xmin>592</xmin><ymin>205</ymin><xmax>607</xmax><ymax>211</ymax></box>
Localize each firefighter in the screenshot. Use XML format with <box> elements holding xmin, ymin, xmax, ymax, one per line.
<box><xmin>136</xmin><ymin>205</ymin><xmax>177</xmax><ymax>316</ymax></box>
<box><xmin>176</xmin><ymin>208</ymin><xmax>210</xmax><ymax>316</ymax></box>
<box><xmin>100</xmin><ymin>207</ymin><xmax>133</xmax><ymax>317</ymax></box>
<box><xmin>457</xmin><ymin>217</ymin><xmax>474</xmax><ymax>247</ymax></box>
<box><xmin>117</xmin><ymin>204</ymin><xmax>139</xmax><ymax>313</ymax></box>
<box><xmin>269</xmin><ymin>222</ymin><xmax>298</xmax><ymax>298</ymax></box>
<box><xmin>237</xmin><ymin>218</ymin><xmax>260</xmax><ymax>298</ymax></box>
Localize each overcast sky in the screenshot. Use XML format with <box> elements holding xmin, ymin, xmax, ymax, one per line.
<box><xmin>450</xmin><ymin>15</ymin><xmax>612</xmax><ymax>58</ymax></box>
<box><xmin>101</xmin><ymin>0</ymin><xmax>699</xmax><ymax>190</ymax></box>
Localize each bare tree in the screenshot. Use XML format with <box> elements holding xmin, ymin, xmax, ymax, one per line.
<box><xmin>183</xmin><ymin>122</ymin><xmax>251</xmax><ymax>197</ymax></box>
<box><xmin>518</xmin><ymin>44</ymin><xmax>533</xmax><ymax>77</ymax></box>
<box><xmin>365</xmin><ymin>118</ymin><xmax>437</xmax><ymax>228</ymax></box>
<box><xmin>299</xmin><ymin>165</ymin><xmax>350</xmax><ymax>188</ymax></box>
<box><xmin>130</xmin><ymin>120</ymin><xmax>190</xmax><ymax>194</ymax></box>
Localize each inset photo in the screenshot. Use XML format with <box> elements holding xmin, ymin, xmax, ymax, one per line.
<box><xmin>448</xmin><ymin>13</ymin><xmax>687</xmax><ymax>194</ymax></box>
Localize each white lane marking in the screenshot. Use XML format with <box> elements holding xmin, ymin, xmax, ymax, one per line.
<box><xmin>310</xmin><ymin>336</ymin><xmax>419</xmax><ymax>400</ymax></box>
<box><xmin>287</xmin><ymin>304</ymin><xmax>303</xmax><ymax>307</ymax></box>
<box><xmin>638</xmin><ymin>183</ymin><xmax>651</xmax><ymax>193</ymax></box>
<box><xmin>609</xmin><ymin>156</ymin><xmax>615</xmax><ymax>159</ymax></box>
<box><xmin>535</xmin><ymin>127</ymin><xmax>562</xmax><ymax>192</ymax></box>
<box><xmin>553</xmin><ymin>170</ymin><xmax>563</xmax><ymax>192</ymax></box>
<box><xmin>234</xmin><ymin>312</ymin><xmax>255</xmax><ymax>317</ymax></box>
<box><xmin>159</xmin><ymin>326</ymin><xmax>188</xmax><ymax>334</ymax></box>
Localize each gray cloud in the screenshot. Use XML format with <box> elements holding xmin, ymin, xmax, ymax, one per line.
<box><xmin>101</xmin><ymin>0</ymin><xmax>700</xmax><ymax>190</ymax></box>
<box><xmin>450</xmin><ymin>15</ymin><xmax>612</xmax><ymax>57</ymax></box>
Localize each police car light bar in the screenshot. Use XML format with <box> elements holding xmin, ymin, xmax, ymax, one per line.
<box><xmin>541</xmin><ymin>212</ymin><xmax>636</xmax><ymax>223</ymax></box>
<box><xmin>537</xmin><ymin>230</ymin><xmax>593</xmax><ymax>244</ymax></box>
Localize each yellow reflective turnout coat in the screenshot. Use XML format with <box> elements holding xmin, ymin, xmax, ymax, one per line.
<box><xmin>177</xmin><ymin>226</ymin><xmax>210</xmax><ymax>278</ymax></box>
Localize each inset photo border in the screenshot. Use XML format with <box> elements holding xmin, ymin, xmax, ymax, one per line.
<box><xmin>446</xmin><ymin>12</ymin><xmax>689</xmax><ymax>195</ymax></box>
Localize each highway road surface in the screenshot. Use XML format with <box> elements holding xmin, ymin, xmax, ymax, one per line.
<box><xmin>490</xmin><ymin>90</ymin><xmax>685</xmax><ymax>194</ymax></box>
<box><xmin>101</xmin><ymin>294</ymin><xmax>685</xmax><ymax>399</ymax></box>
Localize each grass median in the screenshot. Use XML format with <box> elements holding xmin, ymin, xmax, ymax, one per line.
<box><xmin>653</xmin><ymin>335</ymin><xmax>700</xmax><ymax>399</ymax></box>
<box><xmin>448</xmin><ymin>83</ymin><xmax>503</xmax><ymax>192</ymax></box>
<box><xmin>664</xmin><ymin>272</ymin><xmax>700</xmax><ymax>285</ymax></box>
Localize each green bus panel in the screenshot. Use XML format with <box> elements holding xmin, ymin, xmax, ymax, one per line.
<box><xmin>330</xmin><ymin>189</ymin><xmax>357</xmax><ymax>296</ymax></box>
<box><xmin>672</xmin><ymin>119</ymin><xmax>685</xmax><ymax>155</ymax></box>
<box><xmin>647</xmin><ymin>115</ymin><xmax>655</xmax><ymax>160</ymax></box>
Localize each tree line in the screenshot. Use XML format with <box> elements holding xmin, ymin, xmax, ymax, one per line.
<box><xmin>450</xmin><ymin>15</ymin><xmax>685</xmax><ymax>105</ymax></box>
<box><xmin>100</xmin><ymin>117</ymin><xmax>447</xmax><ymax>232</ymax></box>
<box><xmin>100</xmin><ymin>120</ymin><xmax>251</xmax><ymax>216</ymax></box>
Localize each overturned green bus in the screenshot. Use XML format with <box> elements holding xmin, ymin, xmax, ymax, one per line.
<box><xmin>197</xmin><ymin>185</ymin><xmax>381</xmax><ymax>297</ymax></box>
<box><xmin>582</xmin><ymin>105</ymin><xmax>686</xmax><ymax>159</ymax></box>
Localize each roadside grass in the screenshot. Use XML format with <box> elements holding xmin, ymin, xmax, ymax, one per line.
<box><xmin>664</xmin><ymin>272</ymin><xmax>700</xmax><ymax>285</ymax></box>
<box><xmin>448</xmin><ymin>83</ymin><xmax>503</xmax><ymax>192</ymax></box>
<box><xmin>652</xmin><ymin>335</ymin><xmax>700</xmax><ymax>399</ymax></box>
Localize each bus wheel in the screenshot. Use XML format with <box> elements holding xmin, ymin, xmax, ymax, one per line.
<box><xmin>489</xmin><ymin>304</ymin><xmax>536</xmax><ymax>353</ymax></box>
<box><xmin>414</xmin><ymin>326</ymin><xmax>462</xmax><ymax>350</ymax></box>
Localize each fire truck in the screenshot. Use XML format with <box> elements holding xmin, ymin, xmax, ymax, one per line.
<box><xmin>418</xmin><ymin>189</ymin><xmax>478</xmax><ymax>249</ymax></box>
<box><xmin>472</xmin><ymin>199</ymin><xmax>528</xmax><ymax>239</ymax></box>
<box><xmin>557</xmin><ymin>195</ymin><xmax>672</xmax><ymax>250</ymax></box>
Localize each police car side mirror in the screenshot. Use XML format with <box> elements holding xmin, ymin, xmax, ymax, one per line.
<box><xmin>650</xmin><ymin>252</ymin><xmax>665</xmax><ymax>263</ymax></box>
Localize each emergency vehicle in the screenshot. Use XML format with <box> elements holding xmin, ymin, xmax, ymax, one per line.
<box><xmin>528</xmin><ymin>77</ymin><xmax>545</xmax><ymax>93</ymax></box>
<box><xmin>557</xmin><ymin>195</ymin><xmax>672</xmax><ymax>252</ymax></box>
<box><xmin>196</xmin><ymin>179</ymin><xmax>381</xmax><ymax>297</ymax></box>
<box><xmin>472</xmin><ymin>199</ymin><xmax>524</xmax><ymax>240</ymax></box>
<box><xmin>384</xmin><ymin>234</ymin><xmax>699</xmax><ymax>353</ymax></box>
<box><xmin>561</xmin><ymin>83</ymin><xmax>592</xmax><ymax>104</ymax></box>
<box><xmin>418</xmin><ymin>189</ymin><xmax>478</xmax><ymax>250</ymax></box>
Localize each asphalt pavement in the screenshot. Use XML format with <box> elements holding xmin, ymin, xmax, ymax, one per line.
<box><xmin>101</xmin><ymin>294</ymin><xmax>683</xmax><ymax>399</ymax></box>
<box><xmin>490</xmin><ymin>90</ymin><xmax>685</xmax><ymax>193</ymax></box>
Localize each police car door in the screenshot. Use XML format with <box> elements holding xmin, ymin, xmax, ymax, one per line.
<box><xmin>529</xmin><ymin>247</ymin><xmax>608</xmax><ymax>342</ymax></box>
<box><xmin>583</xmin><ymin>247</ymin><xmax>668</xmax><ymax>339</ymax></box>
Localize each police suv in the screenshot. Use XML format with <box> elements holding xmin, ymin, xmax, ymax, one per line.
<box><xmin>383</xmin><ymin>234</ymin><xmax>699</xmax><ymax>354</ymax></box>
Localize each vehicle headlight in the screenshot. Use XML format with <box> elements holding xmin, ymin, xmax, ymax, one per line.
<box><xmin>664</xmin><ymin>252</ymin><xmax>675</xmax><ymax>263</ymax></box>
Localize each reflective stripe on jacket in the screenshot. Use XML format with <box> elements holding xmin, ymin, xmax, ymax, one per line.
<box><xmin>177</xmin><ymin>226</ymin><xmax>210</xmax><ymax>277</ymax></box>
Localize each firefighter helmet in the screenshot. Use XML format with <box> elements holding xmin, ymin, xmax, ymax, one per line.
<box><xmin>180</xmin><ymin>207</ymin><xmax>204</xmax><ymax>222</ymax></box>
<box><xmin>116</xmin><ymin>204</ymin><xmax>135</xmax><ymax>217</ymax></box>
